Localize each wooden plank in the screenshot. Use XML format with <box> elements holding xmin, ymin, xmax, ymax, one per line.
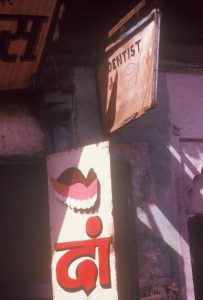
<box><xmin>108</xmin><ymin>0</ymin><xmax>146</xmax><ymax>38</ymax></box>
<box><xmin>0</xmin><ymin>0</ymin><xmax>58</xmax><ymax>90</ymax></box>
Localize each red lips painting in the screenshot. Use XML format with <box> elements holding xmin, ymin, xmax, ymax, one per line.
<box><xmin>51</xmin><ymin>167</ymin><xmax>99</xmax><ymax>211</ymax></box>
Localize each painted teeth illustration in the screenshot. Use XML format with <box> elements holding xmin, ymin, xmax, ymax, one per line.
<box><xmin>120</xmin><ymin>63</ymin><xmax>139</xmax><ymax>91</ymax></box>
<box><xmin>51</xmin><ymin>168</ymin><xmax>99</xmax><ymax>211</ymax></box>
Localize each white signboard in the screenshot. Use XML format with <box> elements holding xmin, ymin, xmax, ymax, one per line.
<box><xmin>47</xmin><ymin>142</ymin><xmax>118</xmax><ymax>300</ymax></box>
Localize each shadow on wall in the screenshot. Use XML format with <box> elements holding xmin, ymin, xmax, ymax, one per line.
<box><xmin>109</xmin><ymin>73</ymin><xmax>185</xmax><ymax>299</ymax></box>
<box><xmin>110</xmin><ymin>72</ymin><xmax>203</xmax><ymax>299</ymax></box>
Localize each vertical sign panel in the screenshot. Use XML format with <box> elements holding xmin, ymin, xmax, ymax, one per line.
<box><xmin>0</xmin><ymin>0</ymin><xmax>58</xmax><ymax>90</ymax></box>
<box><xmin>47</xmin><ymin>141</ymin><xmax>118</xmax><ymax>300</ymax></box>
<box><xmin>97</xmin><ymin>10</ymin><xmax>160</xmax><ymax>133</ymax></box>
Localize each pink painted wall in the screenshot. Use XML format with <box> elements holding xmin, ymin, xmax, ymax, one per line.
<box><xmin>108</xmin><ymin>72</ymin><xmax>203</xmax><ymax>299</ymax></box>
<box><xmin>167</xmin><ymin>73</ymin><xmax>203</xmax><ymax>300</ymax></box>
<box><xmin>1</xmin><ymin>70</ymin><xmax>202</xmax><ymax>299</ymax></box>
<box><xmin>40</xmin><ymin>69</ymin><xmax>203</xmax><ymax>299</ymax></box>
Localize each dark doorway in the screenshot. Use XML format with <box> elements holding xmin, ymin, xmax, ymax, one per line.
<box><xmin>188</xmin><ymin>216</ymin><xmax>203</xmax><ymax>300</ymax></box>
<box><xmin>0</xmin><ymin>157</ymin><xmax>52</xmax><ymax>300</ymax></box>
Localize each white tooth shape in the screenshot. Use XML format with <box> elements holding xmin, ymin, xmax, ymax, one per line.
<box><xmin>68</xmin><ymin>198</ymin><xmax>72</xmax><ymax>207</ymax></box>
<box><xmin>85</xmin><ymin>200</ymin><xmax>89</xmax><ymax>209</ymax></box>
<box><xmin>87</xmin><ymin>200</ymin><xmax>91</xmax><ymax>209</ymax></box>
<box><xmin>70</xmin><ymin>200</ymin><xmax>75</xmax><ymax>209</ymax></box>
<box><xmin>80</xmin><ymin>200</ymin><xmax>86</xmax><ymax>209</ymax></box>
<box><xmin>75</xmin><ymin>200</ymin><xmax>81</xmax><ymax>210</ymax></box>
<box><xmin>87</xmin><ymin>199</ymin><xmax>92</xmax><ymax>209</ymax></box>
<box><xmin>74</xmin><ymin>200</ymin><xmax>79</xmax><ymax>209</ymax></box>
<box><xmin>54</xmin><ymin>191</ymin><xmax>98</xmax><ymax>210</ymax></box>
<box><xmin>66</xmin><ymin>197</ymin><xmax>71</xmax><ymax>206</ymax></box>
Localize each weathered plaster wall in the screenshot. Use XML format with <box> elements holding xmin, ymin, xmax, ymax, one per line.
<box><xmin>166</xmin><ymin>73</ymin><xmax>203</xmax><ymax>300</ymax></box>
<box><xmin>72</xmin><ymin>67</ymin><xmax>103</xmax><ymax>147</ymax></box>
<box><xmin>72</xmin><ymin>69</ymin><xmax>203</xmax><ymax>299</ymax></box>
<box><xmin>0</xmin><ymin>101</ymin><xmax>44</xmax><ymax>155</ymax></box>
<box><xmin>12</xmin><ymin>65</ymin><xmax>200</xmax><ymax>300</ymax></box>
<box><xmin>66</xmin><ymin>69</ymin><xmax>181</xmax><ymax>298</ymax></box>
<box><xmin>42</xmin><ymin>67</ymin><xmax>103</xmax><ymax>153</ymax></box>
<box><xmin>110</xmin><ymin>72</ymin><xmax>203</xmax><ymax>299</ymax></box>
<box><xmin>109</xmin><ymin>72</ymin><xmax>181</xmax><ymax>299</ymax></box>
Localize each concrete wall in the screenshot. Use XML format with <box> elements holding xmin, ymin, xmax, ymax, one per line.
<box><xmin>73</xmin><ymin>67</ymin><xmax>103</xmax><ymax>147</ymax></box>
<box><xmin>0</xmin><ymin>101</ymin><xmax>44</xmax><ymax>155</ymax></box>
<box><xmin>72</xmin><ymin>68</ymin><xmax>203</xmax><ymax>299</ymax></box>
<box><xmin>166</xmin><ymin>73</ymin><xmax>203</xmax><ymax>300</ymax></box>
<box><xmin>2</xmin><ymin>69</ymin><xmax>202</xmax><ymax>299</ymax></box>
<box><xmin>110</xmin><ymin>72</ymin><xmax>180</xmax><ymax>299</ymax></box>
<box><xmin>109</xmin><ymin>72</ymin><xmax>203</xmax><ymax>300</ymax></box>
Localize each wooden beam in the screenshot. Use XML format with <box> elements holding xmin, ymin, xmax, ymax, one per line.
<box><xmin>108</xmin><ymin>0</ymin><xmax>146</xmax><ymax>38</ymax></box>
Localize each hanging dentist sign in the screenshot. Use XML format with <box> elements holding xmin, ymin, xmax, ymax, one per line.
<box><xmin>97</xmin><ymin>9</ymin><xmax>160</xmax><ymax>133</ymax></box>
